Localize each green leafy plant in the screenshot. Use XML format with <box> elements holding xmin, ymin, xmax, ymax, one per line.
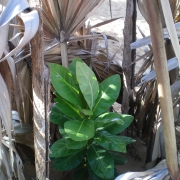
<box><xmin>49</xmin><ymin>58</ymin><xmax>135</xmax><ymax>180</ymax></box>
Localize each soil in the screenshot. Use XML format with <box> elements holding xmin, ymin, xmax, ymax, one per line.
<box><xmin>24</xmin><ymin>0</ymin><xmax>150</xmax><ymax>179</ymax></box>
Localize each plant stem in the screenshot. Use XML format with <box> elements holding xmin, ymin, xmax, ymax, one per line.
<box><xmin>60</xmin><ymin>31</ymin><xmax>68</xmax><ymax>67</ymax></box>
<box><xmin>144</xmin><ymin>0</ymin><xmax>179</xmax><ymax>179</ymax></box>
<box><xmin>60</xmin><ymin>42</ymin><xmax>69</xmax><ymax>67</ymax></box>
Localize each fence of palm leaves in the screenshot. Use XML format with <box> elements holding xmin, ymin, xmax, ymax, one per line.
<box><xmin>0</xmin><ymin>0</ymin><xmax>180</xmax><ymax>179</ymax></box>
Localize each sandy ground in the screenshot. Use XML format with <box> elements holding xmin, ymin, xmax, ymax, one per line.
<box><xmin>87</xmin><ymin>0</ymin><xmax>150</xmax><ymax>71</ymax></box>
<box><xmin>24</xmin><ymin>1</ymin><xmax>149</xmax><ymax>179</ymax></box>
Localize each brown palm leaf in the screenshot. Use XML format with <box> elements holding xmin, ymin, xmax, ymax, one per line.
<box><xmin>43</xmin><ymin>0</ymin><xmax>104</xmax><ymax>43</ymax></box>
<box><xmin>137</xmin><ymin>0</ymin><xmax>180</xmax><ymax>27</ymax></box>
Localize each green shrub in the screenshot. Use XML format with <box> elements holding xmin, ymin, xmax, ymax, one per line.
<box><xmin>49</xmin><ymin>58</ymin><xmax>135</xmax><ymax>180</ymax></box>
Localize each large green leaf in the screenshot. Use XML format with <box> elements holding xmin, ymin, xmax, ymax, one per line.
<box><xmin>105</xmin><ymin>114</ymin><xmax>134</xmax><ymax>134</ymax></box>
<box><xmin>55</xmin><ymin>95</ymin><xmax>83</xmax><ymax>119</ymax></box>
<box><xmin>69</xmin><ymin>58</ymin><xmax>84</xmax><ymax>77</ymax></box>
<box><xmin>66</xmin><ymin>138</ymin><xmax>88</xmax><ymax>149</ymax></box>
<box><xmin>49</xmin><ymin>63</ymin><xmax>83</xmax><ymax>107</ymax></box>
<box><xmin>53</xmin><ymin>149</ymin><xmax>86</xmax><ymax>171</ymax></box>
<box><xmin>94</xmin><ymin>112</ymin><xmax>124</xmax><ymax>130</ymax></box>
<box><xmin>76</xmin><ymin>61</ymin><xmax>99</xmax><ymax>110</ymax></box>
<box><xmin>94</xmin><ymin>131</ymin><xmax>126</xmax><ymax>153</ymax></box>
<box><xmin>88</xmin><ymin>167</ymin><xmax>104</xmax><ymax>180</ymax></box>
<box><xmin>69</xmin><ymin>58</ymin><xmax>88</xmax><ymax>109</ymax></box>
<box><xmin>73</xmin><ymin>166</ymin><xmax>89</xmax><ymax>180</ymax></box>
<box><xmin>114</xmin><ymin>168</ymin><xmax>120</xmax><ymax>177</ymax></box>
<box><xmin>87</xmin><ymin>145</ymin><xmax>114</xmax><ymax>179</ymax></box>
<box><xmin>118</xmin><ymin>136</ymin><xmax>136</xmax><ymax>145</ymax></box>
<box><xmin>59</xmin><ymin>126</ymin><xmax>67</xmax><ymax>137</ymax></box>
<box><xmin>110</xmin><ymin>152</ymin><xmax>128</xmax><ymax>166</ymax></box>
<box><xmin>50</xmin><ymin>104</ymin><xmax>72</xmax><ymax>126</ymax></box>
<box><xmin>50</xmin><ymin>138</ymin><xmax>80</xmax><ymax>158</ymax></box>
<box><xmin>92</xmin><ymin>75</ymin><xmax>121</xmax><ymax>118</ymax></box>
<box><xmin>78</xmin><ymin>108</ymin><xmax>93</xmax><ymax>116</ymax></box>
<box><xmin>64</xmin><ymin>120</ymin><xmax>95</xmax><ymax>141</ymax></box>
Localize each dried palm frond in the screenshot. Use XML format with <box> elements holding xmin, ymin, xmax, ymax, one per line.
<box><xmin>42</xmin><ymin>0</ymin><xmax>105</xmax><ymax>66</ymax></box>
<box><xmin>42</xmin><ymin>0</ymin><xmax>104</xmax><ymax>43</ymax></box>
<box><xmin>42</xmin><ymin>0</ymin><xmax>123</xmax><ymax>71</ymax></box>
<box><xmin>131</xmin><ymin>22</ymin><xmax>180</xmax><ymax>87</ymax></box>
<box><xmin>0</xmin><ymin>0</ymin><xmax>39</xmax><ymax>123</ymax></box>
<box><xmin>132</xmin><ymin>0</ymin><xmax>180</xmax><ymax>168</ymax></box>
<box><xmin>42</xmin><ymin>0</ymin><xmax>122</xmax><ymax>82</ymax></box>
<box><xmin>160</xmin><ymin>0</ymin><xmax>180</xmax><ymax>69</ymax></box>
<box><xmin>137</xmin><ymin>0</ymin><xmax>180</xmax><ymax>27</ymax></box>
<box><xmin>0</xmin><ymin>73</ymin><xmax>26</xmax><ymax>179</ymax></box>
<box><xmin>115</xmin><ymin>158</ymin><xmax>175</xmax><ymax>180</ymax></box>
<box><xmin>0</xmin><ymin>0</ymin><xmax>40</xmax><ymax>178</ymax></box>
<box><xmin>137</xmin><ymin>0</ymin><xmax>180</xmax><ymax>67</ymax></box>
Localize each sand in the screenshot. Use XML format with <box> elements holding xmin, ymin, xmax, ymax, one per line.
<box><xmin>87</xmin><ymin>0</ymin><xmax>150</xmax><ymax>71</ymax></box>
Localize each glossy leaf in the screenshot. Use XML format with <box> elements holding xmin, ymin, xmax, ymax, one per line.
<box><xmin>105</xmin><ymin>114</ymin><xmax>134</xmax><ymax>134</ymax></box>
<box><xmin>76</xmin><ymin>61</ymin><xmax>99</xmax><ymax>110</ymax></box>
<box><xmin>114</xmin><ymin>168</ymin><xmax>120</xmax><ymax>177</ymax></box>
<box><xmin>68</xmin><ymin>58</ymin><xmax>88</xmax><ymax>108</ymax></box>
<box><xmin>66</xmin><ymin>139</ymin><xmax>88</xmax><ymax>149</ymax></box>
<box><xmin>88</xmin><ymin>167</ymin><xmax>103</xmax><ymax>180</ymax></box>
<box><xmin>59</xmin><ymin>126</ymin><xmax>67</xmax><ymax>137</ymax></box>
<box><xmin>79</xmin><ymin>108</ymin><xmax>93</xmax><ymax>116</ymax></box>
<box><xmin>94</xmin><ymin>112</ymin><xmax>124</xmax><ymax>130</ymax></box>
<box><xmin>50</xmin><ymin>104</ymin><xmax>72</xmax><ymax>126</ymax></box>
<box><xmin>73</xmin><ymin>166</ymin><xmax>89</xmax><ymax>180</ymax></box>
<box><xmin>49</xmin><ymin>63</ymin><xmax>83</xmax><ymax>107</ymax></box>
<box><xmin>87</xmin><ymin>145</ymin><xmax>114</xmax><ymax>179</ymax></box>
<box><xmin>94</xmin><ymin>131</ymin><xmax>126</xmax><ymax>153</ymax></box>
<box><xmin>110</xmin><ymin>152</ymin><xmax>128</xmax><ymax>166</ymax></box>
<box><xmin>55</xmin><ymin>95</ymin><xmax>83</xmax><ymax>120</ymax></box>
<box><xmin>69</xmin><ymin>58</ymin><xmax>84</xmax><ymax>77</ymax></box>
<box><xmin>92</xmin><ymin>74</ymin><xmax>121</xmax><ymax>118</ymax></box>
<box><xmin>64</xmin><ymin>120</ymin><xmax>95</xmax><ymax>141</ymax></box>
<box><xmin>53</xmin><ymin>149</ymin><xmax>86</xmax><ymax>171</ymax></box>
<box><xmin>119</xmin><ymin>136</ymin><xmax>136</xmax><ymax>145</ymax></box>
<box><xmin>50</xmin><ymin>138</ymin><xmax>80</xmax><ymax>158</ymax></box>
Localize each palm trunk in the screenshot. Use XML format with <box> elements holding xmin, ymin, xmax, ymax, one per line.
<box><xmin>60</xmin><ymin>31</ymin><xmax>69</xmax><ymax>67</ymax></box>
<box><xmin>29</xmin><ymin>0</ymin><xmax>47</xmax><ymax>179</ymax></box>
<box><xmin>60</xmin><ymin>42</ymin><xmax>69</xmax><ymax>67</ymax></box>
<box><xmin>144</xmin><ymin>0</ymin><xmax>179</xmax><ymax>179</ymax></box>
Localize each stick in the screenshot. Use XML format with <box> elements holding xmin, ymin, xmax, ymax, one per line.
<box><xmin>144</xmin><ymin>0</ymin><xmax>179</xmax><ymax>179</ymax></box>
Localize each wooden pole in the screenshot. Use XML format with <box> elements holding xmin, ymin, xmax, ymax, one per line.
<box><xmin>144</xmin><ymin>0</ymin><xmax>179</xmax><ymax>179</ymax></box>
<box><xmin>122</xmin><ymin>0</ymin><xmax>136</xmax><ymax>115</ymax></box>
<box><xmin>29</xmin><ymin>0</ymin><xmax>47</xmax><ymax>179</ymax></box>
